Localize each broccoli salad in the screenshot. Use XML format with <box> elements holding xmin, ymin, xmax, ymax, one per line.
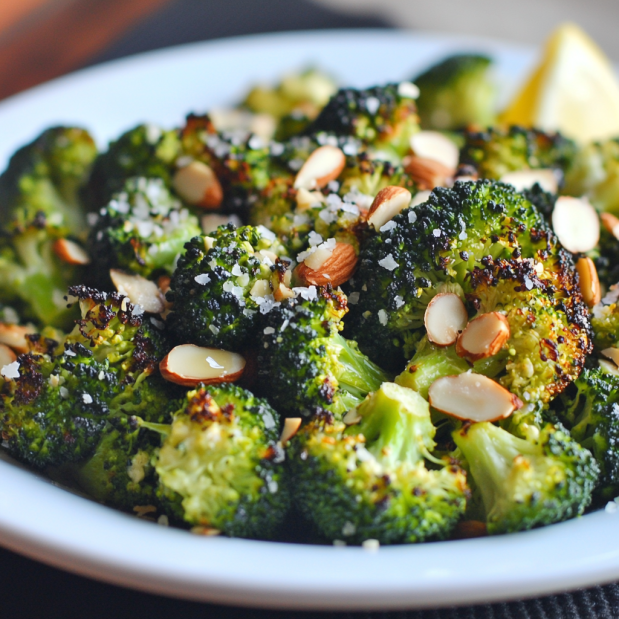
<box><xmin>2</xmin><ymin>53</ymin><xmax>619</xmax><ymax>547</ymax></box>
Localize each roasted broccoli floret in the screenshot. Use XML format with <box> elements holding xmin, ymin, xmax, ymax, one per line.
<box><xmin>290</xmin><ymin>382</ymin><xmax>468</xmax><ymax>544</ymax></box>
<box><xmin>413</xmin><ymin>54</ymin><xmax>497</xmax><ymax>131</ymax></box>
<box><xmin>460</xmin><ymin>126</ymin><xmax>576</xmax><ymax>180</ymax></box>
<box><xmin>0</xmin><ymin>127</ymin><xmax>97</xmax><ymax>327</ymax></box>
<box><xmin>84</xmin><ymin>124</ymin><xmax>181</xmax><ymax>210</ymax></box>
<box><xmin>453</xmin><ymin>421</ymin><xmax>598</xmax><ymax>534</ymax></box>
<box><xmin>166</xmin><ymin>224</ymin><xmax>290</xmax><ymax>350</ymax></box>
<box><xmin>0</xmin><ymin>126</ymin><xmax>97</xmax><ymax>236</ymax></box>
<box><xmin>306</xmin><ymin>83</ymin><xmax>420</xmax><ymax>162</ymax></box>
<box><xmin>552</xmin><ymin>367</ymin><xmax>619</xmax><ymax>501</ymax></box>
<box><xmin>563</xmin><ymin>138</ymin><xmax>619</xmax><ymax>214</ymax></box>
<box><xmin>155</xmin><ymin>384</ymin><xmax>289</xmax><ymax>539</ymax></box>
<box><xmin>0</xmin><ymin>287</ymin><xmax>171</xmax><ymax>468</ymax></box>
<box><xmin>590</xmin><ymin>286</ymin><xmax>619</xmax><ymax>350</ymax></box>
<box><xmin>348</xmin><ymin>180</ymin><xmax>592</xmax><ymax>405</ymax></box>
<box><xmin>88</xmin><ymin>177</ymin><xmax>201</xmax><ymax>284</ymax></box>
<box><xmin>258</xmin><ymin>287</ymin><xmax>390</xmax><ymax>417</ymax></box>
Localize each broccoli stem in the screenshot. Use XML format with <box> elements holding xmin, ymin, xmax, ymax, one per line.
<box><xmin>324</xmin><ymin>333</ymin><xmax>391</xmax><ymax>400</ymax></box>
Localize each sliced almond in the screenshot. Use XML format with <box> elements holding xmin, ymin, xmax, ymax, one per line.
<box><xmin>110</xmin><ymin>269</ymin><xmax>165</xmax><ymax>314</ymax></box>
<box><xmin>273</xmin><ymin>282</ymin><xmax>295</xmax><ymax>302</ymax></box>
<box><xmin>552</xmin><ymin>196</ymin><xmax>600</xmax><ymax>253</ymax></box>
<box><xmin>53</xmin><ymin>239</ymin><xmax>90</xmax><ymax>265</ymax></box>
<box><xmin>452</xmin><ymin>520</ymin><xmax>487</xmax><ymax>539</ymax></box>
<box><xmin>601</xmin><ymin>212</ymin><xmax>619</xmax><ymax>240</ymax></box>
<box><xmin>293</xmin><ymin>145</ymin><xmax>345</xmax><ymax>190</ymax></box>
<box><xmin>0</xmin><ymin>343</ymin><xmax>17</xmax><ymax>367</ymax></box>
<box><xmin>173</xmin><ymin>160</ymin><xmax>223</xmax><ymax>209</ymax></box>
<box><xmin>296</xmin><ymin>188</ymin><xmax>325</xmax><ymax>211</ymax></box>
<box><xmin>500</xmin><ymin>169</ymin><xmax>558</xmax><ymax>194</ymax></box>
<box><xmin>404</xmin><ymin>156</ymin><xmax>453</xmax><ymax>191</ymax></box>
<box><xmin>295</xmin><ymin>242</ymin><xmax>357</xmax><ymax>287</ymax></box>
<box><xmin>600</xmin><ymin>359</ymin><xmax>619</xmax><ymax>376</ymax></box>
<box><xmin>576</xmin><ymin>256</ymin><xmax>601</xmax><ymax>307</ymax></box>
<box><xmin>160</xmin><ymin>344</ymin><xmax>245</xmax><ymax>387</ymax></box>
<box><xmin>304</xmin><ymin>245</ymin><xmax>334</xmax><ymax>271</ymax></box>
<box><xmin>424</xmin><ymin>293</ymin><xmax>468</xmax><ymax>347</ymax></box>
<box><xmin>366</xmin><ymin>186</ymin><xmax>412</xmax><ymax>230</ymax></box>
<box><xmin>280</xmin><ymin>418</ymin><xmax>302</xmax><ymax>445</ymax></box>
<box><xmin>410</xmin><ymin>189</ymin><xmax>432</xmax><ymax>208</ymax></box>
<box><xmin>601</xmin><ymin>347</ymin><xmax>619</xmax><ymax>367</ymax></box>
<box><xmin>157</xmin><ymin>275</ymin><xmax>171</xmax><ymax>296</ymax></box>
<box><xmin>201</xmin><ymin>214</ymin><xmax>242</xmax><ymax>234</ymax></box>
<box><xmin>0</xmin><ymin>323</ymin><xmax>34</xmax><ymax>354</ymax></box>
<box><xmin>342</xmin><ymin>408</ymin><xmax>362</xmax><ymax>426</ymax></box>
<box><xmin>410</xmin><ymin>131</ymin><xmax>459</xmax><ymax>171</ymax></box>
<box><xmin>428</xmin><ymin>373</ymin><xmax>523</xmax><ymax>422</ymax></box>
<box><xmin>456</xmin><ymin>312</ymin><xmax>510</xmax><ymax>362</ymax></box>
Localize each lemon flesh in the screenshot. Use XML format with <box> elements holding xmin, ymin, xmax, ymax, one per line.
<box><xmin>500</xmin><ymin>23</ymin><xmax>619</xmax><ymax>143</ymax></box>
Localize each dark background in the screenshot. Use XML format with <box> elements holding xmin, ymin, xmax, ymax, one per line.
<box><xmin>1</xmin><ymin>1</ymin><xmax>619</xmax><ymax>618</ymax></box>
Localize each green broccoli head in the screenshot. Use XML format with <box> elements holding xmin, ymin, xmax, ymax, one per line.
<box><xmin>563</xmin><ymin>138</ymin><xmax>619</xmax><ymax>214</ymax></box>
<box><xmin>453</xmin><ymin>421</ymin><xmax>598</xmax><ymax>534</ymax></box>
<box><xmin>290</xmin><ymin>383</ymin><xmax>468</xmax><ymax>544</ymax></box>
<box><xmin>0</xmin><ymin>126</ymin><xmax>97</xmax><ymax>237</ymax></box>
<box><xmin>460</xmin><ymin>126</ymin><xmax>577</xmax><ymax>180</ymax></box>
<box><xmin>84</xmin><ymin>124</ymin><xmax>181</xmax><ymax>211</ymax></box>
<box><xmin>166</xmin><ymin>224</ymin><xmax>290</xmax><ymax>350</ymax></box>
<box><xmin>257</xmin><ymin>287</ymin><xmax>390</xmax><ymax>417</ymax></box>
<box><xmin>306</xmin><ymin>83</ymin><xmax>420</xmax><ymax>162</ymax></box>
<box><xmin>552</xmin><ymin>367</ymin><xmax>619</xmax><ymax>502</ymax></box>
<box><xmin>590</xmin><ymin>286</ymin><xmax>619</xmax><ymax>350</ymax></box>
<box><xmin>88</xmin><ymin>176</ymin><xmax>202</xmax><ymax>283</ymax></box>
<box><xmin>413</xmin><ymin>54</ymin><xmax>497</xmax><ymax>131</ymax></box>
<box><xmin>155</xmin><ymin>384</ymin><xmax>289</xmax><ymax>539</ymax></box>
<box><xmin>0</xmin><ymin>224</ymin><xmax>82</xmax><ymax>328</ymax></box>
<box><xmin>0</xmin><ymin>339</ymin><xmax>120</xmax><ymax>468</ymax></box>
<box><xmin>66</xmin><ymin>285</ymin><xmax>168</xmax><ymax>377</ymax></box>
<box><xmin>348</xmin><ymin>180</ymin><xmax>592</xmax><ymax>405</ymax></box>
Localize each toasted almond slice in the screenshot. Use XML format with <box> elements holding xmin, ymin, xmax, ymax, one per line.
<box><xmin>601</xmin><ymin>212</ymin><xmax>619</xmax><ymax>239</ymax></box>
<box><xmin>424</xmin><ymin>293</ymin><xmax>468</xmax><ymax>347</ymax></box>
<box><xmin>173</xmin><ymin>161</ymin><xmax>223</xmax><ymax>209</ymax></box>
<box><xmin>552</xmin><ymin>196</ymin><xmax>600</xmax><ymax>253</ymax></box>
<box><xmin>600</xmin><ymin>359</ymin><xmax>619</xmax><ymax>376</ymax></box>
<box><xmin>410</xmin><ymin>131</ymin><xmax>459</xmax><ymax>171</ymax></box>
<box><xmin>160</xmin><ymin>344</ymin><xmax>245</xmax><ymax>387</ymax></box>
<box><xmin>0</xmin><ymin>323</ymin><xmax>34</xmax><ymax>354</ymax></box>
<box><xmin>367</xmin><ymin>186</ymin><xmax>412</xmax><ymax>230</ymax></box>
<box><xmin>296</xmin><ymin>187</ymin><xmax>325</xmax><ymax>211</ymax></box>
<box><xmin>157</xmin><ymin>275</ymin><xmax>171</xmax><ymax>296</ymax></box>
<box><xmin>273</xmin><ymin>282</ymin><xmax>295</xmax><ymax>302</ymax></box>
<box><xmin>110</xmin><ymin>269</ymin><xmax>165</xmax><ymax>314</ymax></box>
<box><xmin>452</xmin><ymin>520</ymin><xmax>488</xmax><ymax>539</ymax></box>
<box><xmin>410</xmin><ymin>190</ymin><xmax>432</xmax><ymax>208</ymax></box>
<box><xmin>304</xmin><ymin>246</ymin><xmax>334</xmax><ymax>271</ymax></box>
<box><xmin>601</xmin><ymin>347</ymin><xmax>619</xmax><ymax>367</ymax></box>
<box><xmin>428</xmin><ymin>373</ymin><xmax>523</xmax><ymax>422</ymax></box>
<box><xmin>342</xmin><ymin>408</ymin><xmax>362</xmax><ymax>426</ymax></box>
<box><xmin>456</xmin><ymin>312</ymin><xmax>510</xmax><ymax>362</ymax></box>
<box><xmin>0</xmin><ymin>344</ymin><xmax>17</xmax><ymax>368</ymax></box>
<box><xmin>293</xmin><ymin>145</ymin><xmax>345</xmax><ymax>190</ymax></box>
<box><xmin>295</xmin><ymin>242</ymin><xmax>357</xmax><ymax>287</ymax></box>
<box><xmin>250</xmin><ymin>279</ymin><xmax>271</xmax><ymax>298</ymax></box>
<box><xmin>201</xmin><ymin>213</ymin><xmax>242</xmax><ymax>234</ymax></box>
<box><xmin>576</xmin><ymin>256</ymin><xmax>601</xmax><ymax>307</ymax></box>
<box><xmin>53</xmin><ymin>238</ymin><xmax>90</xmax><ymax>265</ymax></box>
<box><xmin>280</xmin><ymin>418</ymin><xmax>302</xmax><ymax>445</ymax></box>
<box><xmin>404</xmin><ymin>156</ymin><xmax>453</xmax><ymax>190</ymax></box>
<box><xmin>500</xmin><ymin>169</ymin><xmax>558</xmax><ymax>194</ymax></box>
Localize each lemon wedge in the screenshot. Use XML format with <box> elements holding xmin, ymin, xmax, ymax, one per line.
<box><xmin>500</xmin><ymin>23</ymin><xmax>619</xmax><ymax>143</ymax></box>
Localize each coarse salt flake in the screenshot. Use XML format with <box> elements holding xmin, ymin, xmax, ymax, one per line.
<box><xmin>365</xmin><ymin>97</ymin><xmax>380</xmax><ymax>115</ymax></box>
<box><xmin>378</xmin><ymin>254</ymin><xmax>398</xmax><ymax>271</ymax></box>
<box><xmin>378</xmin><ymin>309</ymin><xmax>388</xmax><ymax>326</ymax></box>
<box><xmin>82</xmin><ymin>393</ymin><xmax>93</xmax><ymax>404</ymax></box>
<box><xmin>408</xmin><ymin>210</ymin><xmax>418</xmax><ymax>224</ymax></box>
<box><xmin>380</xmin><ymin>220</ymin><xmax>397</xmax><ymax>233</ymax></box>
<box><xmin>348</xmin><ymin>292</ymin><xmax>360</xmax><ymax>305</ymax></box>
<box><xmin>1</xmin><ymin>361</ymin><xmax>20</xmax><ymax>379</ymax></box>
<box><xmin>263</xmin><ymin>327</ymin><xmax>275</xmax><ymax>335</ymax></box>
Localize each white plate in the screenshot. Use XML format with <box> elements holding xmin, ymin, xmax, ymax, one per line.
<box><xmin>1</xmin><ymin>29</ymin><xmax>618</xmax><ymax>611</ymax></box>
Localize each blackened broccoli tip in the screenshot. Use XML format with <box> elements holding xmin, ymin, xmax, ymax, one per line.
<box><xmin>257</xmin><ymin>287</ymin><xmax>391</xmax><ymax>417</ymax></box>
<box><xmin>155</xmin><ymin>383</ymin><xmax>289</xmax><ymax>539</ymax></box>
<box><xmin>84</xmin><ymin>124</ymin><xmax>181</xmax><ymax>211</ymax></box>
<box><xmin>413</xmin><ymin>53</ymin><xmax>497</xmax><ymax>131</ymax></box>
<box><xmin>460</xmin><ymin>125</ymin><xmax>577</xmax><ymax>181</ymax></box>
<box><xmin>88</xmin><ymin>176</ymin><xmax>201</xmax><ymax>284</ymax></box>
<box><xmin>552</xmin><ymin>367</ymin><xmax>619</xmax><ymax>502</ymax></box>
<box><xmin>347</xmin><ymin>179</ymin><xmax>592</xmax><ymax>403</ymax></box>
<box><xmin>290</xmin><ymin>382</ymin><xmax>468</xmax><ymax>544</ymax></box>
<box><xmin>166</xmin><ymin>225</ymin><xmax>291</xmax><ymax>351</ymax></box>
<box><xmin>307</xmin><ymin>83</ymin><xmax>420</xmax><ymax>161</ymax></box>
<box><xmin>453</xmin><ymin>421</ymin><xmax>598</xmax><ymax>534</ymax></box>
